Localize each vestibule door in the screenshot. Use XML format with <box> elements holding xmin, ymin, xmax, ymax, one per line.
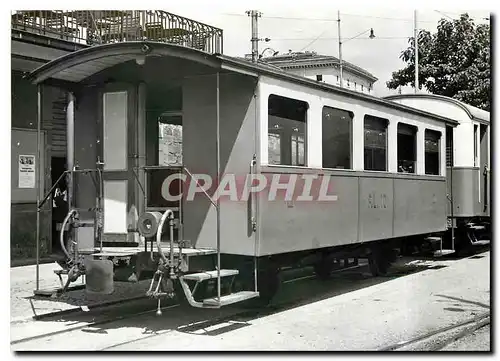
<box><xmin>98</xmin><ymin>85</ymin><xmax>138</xmax><ymax>244</ymax></box>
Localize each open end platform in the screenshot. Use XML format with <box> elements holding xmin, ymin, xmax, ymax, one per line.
<box><xmin>33</xmin><ymin>284</ymin><xmax>86</xmax><ymax>297</ymax></box>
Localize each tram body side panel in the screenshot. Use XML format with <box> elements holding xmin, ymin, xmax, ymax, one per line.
<box><xmin>217</xmin><ymin>74</ymin><xmax>258</xmax><ymax>256</ymax></box>
<box><xmin>182</xmin><ymin>75</ymin><xmax>217</xmax><ymax>250</ymax></box>
<box><xmin>257</xmin><ymin>170</ymin><xmax>447</xmax><ymax>256</ymax></box>
<box><xmin>182</xmin><ymin>73</ymin><xmax>258</xmax><ymax>256</ymax></box>
<box><xmin>258</xmin><ymin>169</ymin><xmax>360</xmax><ymax>256</ymax></box>
<box><xmin>446</xmin><ymin>167</ymin><xmax>485</xmax><ymax>218</ymax></box>
<box><xmin>393</xmin><ymin>177</ymin><xmax>447</xmax><ymax>237</ymax></box>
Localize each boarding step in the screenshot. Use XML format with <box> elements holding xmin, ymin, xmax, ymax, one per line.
<box><xmin>203</xmin><ymin>291</ymin><xmax>260</xmax><ymax>307</ymax></box>
<box><xmin>472</xmin><ymin>240</ymin><xmax>490</xmax><ymax>246</ymax></box>
<box><xmin>425</xmin><ymin>236</ymin><xmax>442</xmax><ymax>243</ymax></box>
<box><xmin>433</xmin><ymin>249</ymin><xmax>455</xmax><ymax>257</ymax></box>
<box><xmin>183</xmin><ymin>269</ymin><xmax>239</xmax><ymax>282</ymax></box>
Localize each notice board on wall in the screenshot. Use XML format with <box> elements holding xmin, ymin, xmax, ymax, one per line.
<box><xmin>11</xmin><ymin>128</ymin><xmax>45</xmax><ymax>203</ymax></box>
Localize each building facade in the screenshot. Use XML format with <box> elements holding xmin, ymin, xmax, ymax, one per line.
<box><xmin>10</xmin><ymin>10</ymin><xmax>223</xmax><ymax>262</ymax></box>
<box><xmin>259</xmin><ymin>51</ymin><xmax>378</xmax><ymax>94</ymax></box>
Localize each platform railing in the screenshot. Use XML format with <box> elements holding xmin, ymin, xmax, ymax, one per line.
<box><xmin>11</xmin><ymin>10</ymin><xmax>223</xmax><ymax>53</ymax></box>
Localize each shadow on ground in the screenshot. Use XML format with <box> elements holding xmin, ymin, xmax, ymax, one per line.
<box><xmin>16</xmin><ymin>246</ymin><xmax>489</xmax><ymax>347</ymax></box>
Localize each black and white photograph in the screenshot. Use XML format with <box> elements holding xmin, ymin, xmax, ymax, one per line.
<box><xmin>7</xmin><ymin>2</ymin><xmax>491</xmax><ymax>353</ymax></box>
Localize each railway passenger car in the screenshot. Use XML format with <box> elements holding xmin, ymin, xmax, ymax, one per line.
<box><xmin>385</xmin><ymin>94</ymin><xmax>491</xmax><ymax>252</ymax></box>
<box><xmin>27</xmin><ymin>41</ymin><xmax>473</xmax><ymax>309</ymax></box>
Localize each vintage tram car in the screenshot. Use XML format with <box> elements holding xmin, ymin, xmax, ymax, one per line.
<box><xmin>26</xmin><ymin>41</ymin><xmax>490</xmax><ymax>308</ymax></box>
<box><xmin>386</xmin><ymin>94</ymin><xmax>490</xmax><ymax>253</ymax></box>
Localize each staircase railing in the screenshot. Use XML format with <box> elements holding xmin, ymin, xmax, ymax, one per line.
<box><xmin>11</xmin><ymin>10</ymin><xmax>223</xmax><ymax>53</ymax></box>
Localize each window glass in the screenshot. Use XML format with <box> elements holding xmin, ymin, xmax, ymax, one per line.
<box><xmin>425</xmin><ymin>129</ymin><xmax>441</xmax><ymax>175</ymax></box>
<box><xmin>397</xmin><ymin>123</ymin><xmax>417</xmax><ymax>173</ymax></box>
<box><xmin>268</xmin><ymin>95</ymin><xmax>308</xmax><ymax>166</ymax></box>
<box><xmin>364</xmin><ymin>115</ymin><xmax>388</xmax><ymax>171</ymax></box>
<box><xmin>322</xmin><ymin>106</ymin><xmax>353</xmax><ymax>169</ymax></box>
<box><xmin>158</xmin><ymin>114</ymin><xmax>182</xmax><ymax>166</ymax></box>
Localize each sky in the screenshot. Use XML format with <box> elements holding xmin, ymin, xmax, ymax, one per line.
<box><xmin>149</xmin><ymin>1</ymin><xmax>490</xmax><ymax>97</ymax></box>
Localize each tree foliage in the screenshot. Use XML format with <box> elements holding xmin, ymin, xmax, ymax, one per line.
<box><xmin>387</xmin><ymin>14</ymin><xmax>490</xmax><ymax>111</ymax></box>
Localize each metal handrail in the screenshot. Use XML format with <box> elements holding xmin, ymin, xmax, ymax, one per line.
<box><xmin>38</xmin><ymin>168</ymin><xmax>101</xmax><ymax>210</ymax></box>
<box><xmin>156</xmin><ymin>209</ymin><xmax>175</xmax><ymax>281</ymax></box>
<box><xmin>60</xmin><ymin>209</ymin><xmax>77</xmax><ymax>261</ymax></box>
<box><xmin>182</xmin><ymin>166</ymin><xmax>218</xmax><ymax>209</ymax></box>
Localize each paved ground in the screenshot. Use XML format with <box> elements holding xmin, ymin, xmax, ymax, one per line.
<box><xmin>11</xmin><ymin>250</ymin><xmax>490</xmax><ymax>351</ymax></box>
<box><xmin>441</xmin><ymin>324</ymin><xmax>490</xmax><ymax>351</ymax></box>
<box><xmin>11</xmin><ymin>262</ymin><xmax>150</xmax><ymax>322</ymax></box>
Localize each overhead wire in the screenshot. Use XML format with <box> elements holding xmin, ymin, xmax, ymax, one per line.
<box><xmin>223</xmin><ymin>11</ymin><xmax>489</xmax><ymax>24</ymax></box>
<box><xmin>223</xmin><ymin>12</ymin><xmax>436</xmax><ymax>23</ymax></box>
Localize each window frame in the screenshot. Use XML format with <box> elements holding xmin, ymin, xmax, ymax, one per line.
<box><xmin>397</xmin><ymin>122</ymin><xmax>418</xmax><ymax>174</ymax></box>
<box><xmin>321</xmin><ymin>105</ymin><xmax>353</xmax><ymax>170</ymax></box>
<box><xmin>424</xmin><ymin>128</ymin><xmax>441</xmax><ymax>176</ymax></box>
<box><xmin>363</xmin><ymin>114</ymin><xmax>389</xmax><ymax>172</ymax></box>
<box><xmin>474</xmin><ymin>124</ymin><xmax>478</xmax><ymax>167</ymax></box>
<box><xmin>156</xmin><ymin>110</ymin><xmax>183</xmax><ymax>166</ymax></box>
<box><xmin>267</xmin><ymin>94</ymin><xmax>309</xmax><ymax>167</ymax></box>
<box><xmin>446</xmin><ymin>126</ymin><xmax>454</xmax><ymax>167</ymax></box>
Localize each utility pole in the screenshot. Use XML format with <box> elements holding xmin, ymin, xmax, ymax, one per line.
<box><xmin>414</xmin><ymin>10</ymin><xmax>419</xmax><ymax>93</ymax></box>
<box><xmin>246</xmin><ymin>10</ymin><xmax>262</xmax><ymax>63</ymax></box>
<box><xmin>337</xmin><ymin>10</ymin><xmax>343</xmax><ymax>88</ymax></box>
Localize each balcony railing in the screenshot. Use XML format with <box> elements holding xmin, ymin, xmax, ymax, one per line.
<box><xmin>11</xmin><ymin>10</ymin><xmax>223</xmax><ymax>54</ymax></box>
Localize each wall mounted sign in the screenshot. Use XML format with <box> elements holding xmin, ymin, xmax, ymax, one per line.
<box><xmin>18</xmin><ymin>154</ymin><xmax>35</xmax><ymax>188</ymax></box>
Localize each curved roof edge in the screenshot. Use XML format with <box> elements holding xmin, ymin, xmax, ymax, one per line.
<box><xmin>25</xmin><ymin>41</ymin><xmax>222</xmax><ymax>84</ymax></box>
<box><xmin>384</xmin><ymin>94</ymin><xmax>489</xmax><ymax>123</ymax></box>
<box><xmin>26</xmin><ymin>42</ymin><xmax>458</xmax><ymax>127</ymax></box>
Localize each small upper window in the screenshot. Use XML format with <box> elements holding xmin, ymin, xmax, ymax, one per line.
<box><xmin>397</xmin><ymin>123</ymin><xmax>417</xmax><ymax>173</ymax></box>
<box><xmin>425</xmin><ymin>129</ymin><xmax>441</xmax><ymax>175</ymax></box>
<box><xmin>364</xmin><ymin>115</ymin><xmax>388</xmax><ymax>171</ymax></box>
<box><xmin>316</xmin><ymin>74</ymin><xmax>323</xmax><ymax>82</ymax></box>
<box><xmin>158</xmin><ymin>113</ymin><xmax>183</xmax><ymax>166</ymax></box>
<box><xmin>268</xmin><ymin>95</ymin><xmax>308</xmax><ymax>166</ymax></box>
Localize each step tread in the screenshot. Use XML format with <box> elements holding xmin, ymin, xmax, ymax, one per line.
<box><xmin>469</xmin><ymin>225</ymin><xmax>486</xmax><ymax>230</ymax></box>
<box><xmin>203</xmin><ymin>291</ymin><xmax>260</xmax><ymax>307</ymax></box>
<box><xmin>425</xmin><ymin>236</ymin><xmax>442</xmax><ymax>242</ymax></box>
<box><xmin>472</xmin><ymin>240</ymin><xmax>490</xmax><ymax>246</ymax></box>
<box><xmin>434</xmin><ymin>249</ymin><xmax>455</xmax><ymax>257</ymax></box>
<box><xmin>183</xmin><ymin>269</ymin><xmax>239</xmax><ymax>282</ymax></box>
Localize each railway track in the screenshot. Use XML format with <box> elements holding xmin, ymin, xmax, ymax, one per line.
<box><xmin>12</xmin><ymin>262</ymin><xmax>367</xmax><ymax>348</ymax></box>
<box><xmin>11</xmin><ymin>250</ymin><xmax>489</xmax><ymax>350</ymax></box>
<box><xmin>378</xmin><ymin>312</ymin><xmax>491</xmax><ymax>351</ymax></box>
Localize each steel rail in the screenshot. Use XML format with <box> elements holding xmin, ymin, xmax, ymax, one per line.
<box><xmin>11</xmin><ymin>300</ymin><xmax>179</xmax><ymax>346</ymax></box>
<box><xmin>13</xmin><ymin>262</ymin><xmax>363</xmax><ymax>347</ymax></box>
<box><xmin>377</xmin><ymin>312</ymin><xmax>491</xmax><ymax>351</ymax></box>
